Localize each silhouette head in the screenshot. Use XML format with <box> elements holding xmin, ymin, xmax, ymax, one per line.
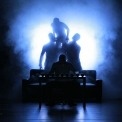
<box><xmin>59</xmin><ymin>54</ymin><xmax>66</xmax><ymax>62</ymax></box>
<box><xmin>48</xmin><ymin>33</ymin><xmax>55</xmax><ymax>42</ymax></box>
<box><xmin>53</xmin><ymin>17</ymin><xmax>60</xmax><ymax>24</ymax></box>
<box><xmin>72</xmin><ymin>33</ymin><xmax>80</xmax><ymax>41</ymax></box>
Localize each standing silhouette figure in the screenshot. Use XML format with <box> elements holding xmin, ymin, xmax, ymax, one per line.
<box><xmin>67</xmin><ymin>33</ymin><xmax>82</xmax><ymax>72</ymax></box>
<box><xmin>39</xmin><ymin>33</ymin><xmax>60</xmax><ymax>72</ymax></box>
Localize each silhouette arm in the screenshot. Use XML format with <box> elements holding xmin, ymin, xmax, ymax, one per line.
<box><xmin>39</xmin><ymin>47</ymin><xmax>45</xmax><ymax>69</ymax></box>
<box><xmin>49</xmin><ymin>63</ymin><xmax>55</xmax><ymax>74</ymax></box>
<box><xmin>51</xmin><ymin>23</ymin><xmax>56</xmax><ymax>38</ymax></box>
<box><xmin>63</xmin><ymin>23</ymin><xmax>69</xmax><ymax>38</ymax></box>
<box><xmin>70</xmin><ymin>63</ymin><xmax>76</xmax><ymax>74</ymax></box>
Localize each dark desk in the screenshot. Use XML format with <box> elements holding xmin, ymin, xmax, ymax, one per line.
<box><xmin>22</xmin><ymin>69</ymin><xmax>102</xmax><ymax>109</ymax></box>
<box><xmin>38</xmin><ymin>73</ymin><xmax>86</xmax><ymax>110</ymax></box>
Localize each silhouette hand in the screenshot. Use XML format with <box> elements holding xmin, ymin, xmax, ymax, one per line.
<box><xmin>39</xmin><ymin>65</ymin><xmax>43</xmax><ymax>69</ymax></box>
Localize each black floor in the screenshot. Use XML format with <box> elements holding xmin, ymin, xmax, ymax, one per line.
<box><xmin>0</xmin><ymin>100</ymin><xmax>122</xmax><ymax>122</ymax></box>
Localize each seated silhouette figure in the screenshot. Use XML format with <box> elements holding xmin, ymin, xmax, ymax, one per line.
<box><xmin>67</xmin><ymin>33</ymin><xmax>82</xmax><ymax>72</ymax></box>
<box><xmin>47</xmin><ymin>54</ymin><xmax>80</xmax><ymax>106</ymax></box>
<box><xmin>50</xmin><ymin>54</ymin><xmax>75</xmax><ymax>74</ymax></box>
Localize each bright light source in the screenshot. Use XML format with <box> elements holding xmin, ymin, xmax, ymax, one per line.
<box><xmin>27</xmin><ymin>24</ymin><xmax>52</xmax><ymax>68</ymax></box>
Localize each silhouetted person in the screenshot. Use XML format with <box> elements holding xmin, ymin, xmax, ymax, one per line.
<box><xmin>67</xmin><ymin>33</ymin><xmax>82</xmax><ymax>72</ymax></box>
<box><xmin>50</xmin><ymin>54</ymin><xmax>75</xmax><ymax>74</ymax></box>
<box><xmin>47</xmin><ymin>54</ymin><xmax>80</xmax><ymax>106</ymax></box>
<box><xmin>39</xmin><ymin>33</ymin><xmax>60</xmax><ymax>72</ymax></box>
<box><xmin>51</xmin><ymin>18</ymin><xmax>69</xmax><ymax>44</ymax></box>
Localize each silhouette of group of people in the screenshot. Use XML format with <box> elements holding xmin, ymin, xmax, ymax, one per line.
<box><xmin>39</xmin><ymin>17</ymin><xmax>82</xmax><ymax>73</ymax></box>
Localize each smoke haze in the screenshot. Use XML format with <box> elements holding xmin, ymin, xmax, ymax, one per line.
<box><xmin>0</xmin><ymin>0</ymin><xmax>122</xmax><ymax>99</ymax></box>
